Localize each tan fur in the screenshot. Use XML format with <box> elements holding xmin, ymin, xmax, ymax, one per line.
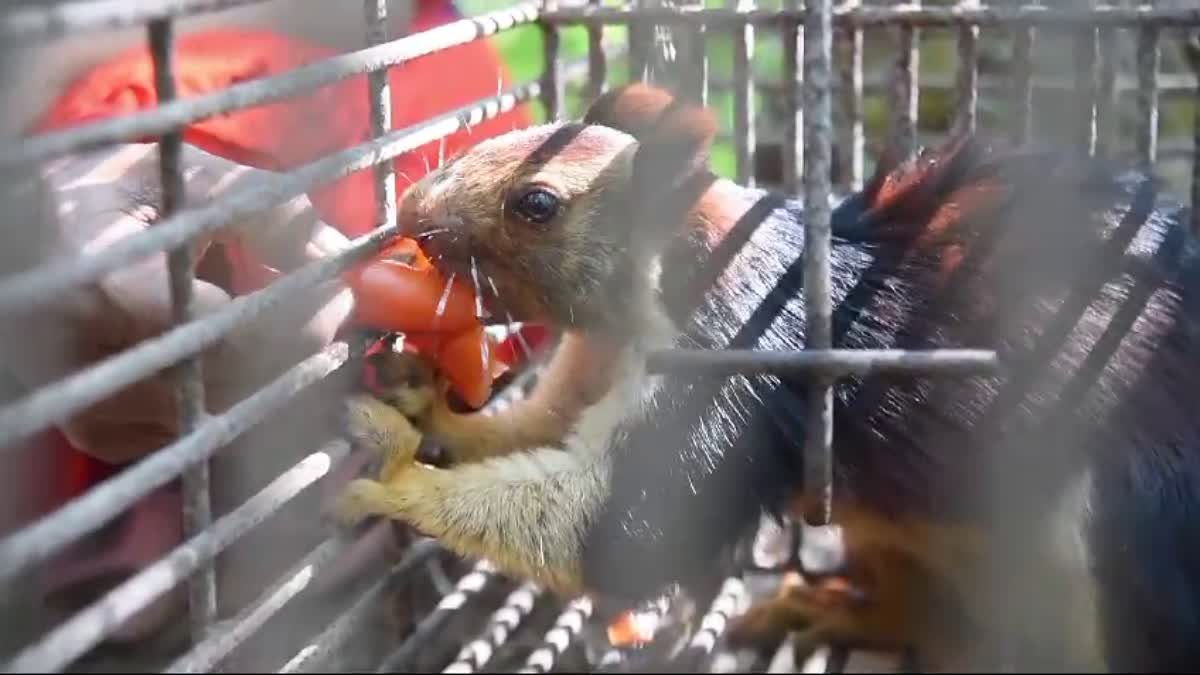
<box><xmin>335</xmin><ymin>84</ymin><xmax>1111</xmax><ymax>669</ymax></box>
<box><xmin>337</xmin><ymin>307</ymin><xmax>676</xmax><ymax>595</ymax></box>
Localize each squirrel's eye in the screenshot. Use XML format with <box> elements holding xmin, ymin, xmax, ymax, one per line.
<box><xmin>513</xmin><ymin>188</ymin><xmax>561</xmax><ymax>225</ymax></box>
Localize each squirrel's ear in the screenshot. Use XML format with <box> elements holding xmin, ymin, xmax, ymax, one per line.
<box><xmin>584</xmin><ymin>84</ymin><xmax>716</xmax><ymax>189</ymax></box>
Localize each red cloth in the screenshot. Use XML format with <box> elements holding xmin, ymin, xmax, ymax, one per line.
<box><xmin>29</xmin><ymin>3</ymin><xmax>533</xmax><ymax>505</ymax></box>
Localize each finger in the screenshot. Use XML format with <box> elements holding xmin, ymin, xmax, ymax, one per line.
<box><xmin>179</xmin><ymin>144</ymin><xmax>352</xmax><ymax>272</ymax></box>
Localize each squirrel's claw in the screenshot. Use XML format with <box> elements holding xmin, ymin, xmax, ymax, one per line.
<box><xmin>331</xmin><ymin>478</ymin><xmax>391</xmax><ymax>528</ymax></box>
<box><xmin>344</xmin><ymin>394</ymin><xmax>423</xmax><ymax>461</ymax></box>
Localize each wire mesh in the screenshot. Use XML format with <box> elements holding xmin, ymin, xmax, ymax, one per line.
<box><xmin>1</xmin><ymin>0</ymin><xmax>1199</xmax><ymax>674</ymax></box>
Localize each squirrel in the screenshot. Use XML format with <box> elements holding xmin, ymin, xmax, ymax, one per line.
<box><xmin>335</xmin><ymin>83</ymin><xmax>1200</xmax><ymax>672</ymax></box>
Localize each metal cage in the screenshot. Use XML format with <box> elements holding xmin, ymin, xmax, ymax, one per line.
<box><xmin>1</xmin><ymin>0</ymin><xmax>1199</xmax><ymax>673</ymax></box>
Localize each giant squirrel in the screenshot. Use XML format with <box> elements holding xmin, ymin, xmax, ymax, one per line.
<box><xmin>336</xmin><ymin>83</ymin><xmax>1200</xmax><ymax>672</ymax></box>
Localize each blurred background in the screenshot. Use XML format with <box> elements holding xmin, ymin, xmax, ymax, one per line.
<box><xmin>466</xmin><ymin>0</ymin><xmax>1200</xmax><ymax>195</ymax></box>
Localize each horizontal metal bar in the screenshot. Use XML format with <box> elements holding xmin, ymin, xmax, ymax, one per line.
<box><xmin>4</xmin><ymin>439</ymin><xmax>350</xmax><ymax>674</ymax></box>
<box><xmin>0</xmin><ymin>343</ymin><xmax>348</xmax><ymax>588</ymax></box>
<box><xmin>276</xmin><ymin>538</ymin><xmax>443</xmax><ymax>673</ymax></box>
<box><xmin>0</xmin><ymin>80</ymin><xmax>538</xmax><ymax>318</ymax></box>
<box><xmin>166</xmin><ymin>535</ymin><xmax>351</xmax><ymax>674</ymax></box>
<box><xmin>725</xmin><ymin>71</ymin><xmax>1200</xmax><ymax>100</ymax></box>
<box><xmin>673</xmin><ymin>577</ymin><xmax>747</xmax><ymax>671</ymax></box>
<box><xmin>646</xmin><ymin>348</ymin><xmax>1000</xmax><ymax>377</ymax></box>
<box><xmin>541</xmin><ymin>4</ymin><xmax>1200</xmax><ymax>28</ymax></box>
<box><xmin>0</xmin><ymin>88</ymin><xmax>542</xmax><ymax>452</ymax></box>
<box><xmin>0</xmin><ymin>0</ymin><xmax>272</xmax><ymax>44</ymax></box>
<box><xmin>375</xmin><ymin>561</ymin><xmax>497</xmax><ymax>673</ymax></box>
<box><xmin>0</xmin><ymin>1</ymin><xmax>540</xmax><ymax>169</ymax></box>
<box><xmin>443</xmin><ymin>582</ymin><xmax>542</xmax><ymax>673</ymax></box>
<box><xmin>0</xmin><ymin>228</ymin><xmax>376</xmax><ymax>451</ymax></box>
<box><xmin>517</xmin><ymin>597</ymin><xmax>593</xmax><ymax>674</ymax></box>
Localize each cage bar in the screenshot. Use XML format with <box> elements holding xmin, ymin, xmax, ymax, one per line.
<box><xmin>147</xmin><ymin>13</ymin><xmax>219</xmax><ymax>645</ymax></box>
<box><xmin>683</xmin><ymin>0</ymin><xmax>709</xmax><ymax>105</ymax></box>
<box><xmin>0</xmin><ymin>2</ymin><xmax>541</xmax><ymax>170</ymax></box>
<box><xmin>1073</xmin><ymin>4</ymin><xmax>1099</xmax><ymax>155</ymax></box>
<box><xmin>1191</xmin><ymin>35</ymin><xmax>1200</xmax><ymax>234</ymax></box>
<box><xmin>0</xmin><ymin>0</ymin><xmax>272</xmax><ymax>43</ymax></box>
<box><xmin>166</xmin><ymin>535</ymin><xmax>351</xmax><ymax>674</ymax></box>
<box><xmin>278</xmin><ymin>535</ymin><xmax>444</xmax><ymax>672</ymax></box>
<box><xmin>375</xmin><ymin>561</ymin><xmax>498</xmax><ymax>672</ymax></box>
<box><xmin>646</xmin><ymin>348</ymin><xmax>999</xmax><ymax>377</ymax></box>
<box><xmin>628</xmin><ymin>0</ymin><xmax>651</xmax><ymax>83</ymax></box>
<box><xmin>541</xmin><ymin>1</ymin><xmax>565</xmax><ymax>121</ymax></box>
<box><xmin>835</xmin><ymin>0</ymin><xmax>864</xmax><ymax>192</ymax></box>
<box><xmin>0</xmin><ymin>216</ymin><xmax>391</xmax><ymax>451</ymax></box>
<box><xmin>365</xmin><ymin>0</ymin><xmax>399</xmax><ymax>235</ymax></box>
<box><xmin>443</xmin><ymin>583</ymin><xmax>543</xmax><ymax>673</ymax></box>
<box><xmin>1010</xmin><ymin>9</ymin><xmax>1036</xmax><ymax>145</ymax></box>
<box><xmin>672</xmin><ymin>578</ymin><xmax>747</xmax><ymax>672</ymax></box>
<box><xmin>586</xmin><ymin>0</ymin><xmax>608</xmax><ymax>99</ymax></box>
<box><xmin>4</xmin><ymin>441</ymin><xmax>348</xmax><ymax>674</ymax></box>
<box><xmin>740</xmin><ymin>70</ymin><xmax>1200</xmax><ymax>104</ymax></box>
<box><xmin>0</xmin><ymin>80</ymin><xmax>540</xmax><ymax>318</ymax></box>
<box><xmin>1136</xmin><ymin>19</ymin><xmax>1160</xmax><ymax>164</ymax></box>
<box><xmin>802</xmin><ymin>0</ymin><xmax>834</xmax><ymax>526</ymax></box>
<box><xmin>540</xmin><ymin>4</ymin><xmax>1200</xmax><ymax>27</ymax></box>
<box><xmin>782</xmin><ymin>0</ymin><xmax>803</xmax><ymax>194</ymax></box>
<box><xmin>888</xmin><ymin>0</ymin><xmax>919</xmax><ymax>158</ymax></box>
<box><xmin>732</xmin><ymin>0</ymin><xmax>756</xmax><ymax>187</ymax></box>
<box><xmin>1095</xmin><ymin>21</ymin><xmax>1117</xmax><ymax>157</ymax></box>
<box><xmin>0</xmin><ymin>85</ymin><xmax>540</xmax><ymax>451</ymax></box>
<box><xmin>0</xmin><ymin>344</ymin><xmax>348</xmax><ymax>587</ymax></box>
<box><xmin>517</xmin><ymin>597</ymin><xmax>593</xmax><ymax>674</ymax></box>
<box><xmin>277</xmin><ymin>539</ymin><xmax>443</xmax><ymax>673</ymax></box>
<box><xmin>954</xmin><ymin>0</ymin><xmax>981</xmax><ymax>137</ymax></box>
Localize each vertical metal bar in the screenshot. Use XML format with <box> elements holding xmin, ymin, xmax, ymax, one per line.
<box><xmin>629</xmin><ymin>0</ymin><xmax>650</xmax><ymax>83</ymax></box>
<box><xmin>837</xmin><ymin>0</ymin><xmax>864</xmax><ymax>192</ymax></box>
<box><xmin>1011</xmin><ymin>8</ymin><xmax>1035</xmax><ymax>145</ymax></box>
<box><xmin>1073</xmin><ymin>3</ymin><xmax>1098</xmax><ymax>155</ymax></box>
<box><xmin>1094</xmin><ymin>23</ymin><xmax>1117</xmax><ymax>157</ymax></box>
<box><xmin>586</xmin><ymin>0</ymin><xmax>607</xmax><ymax>100</ymax></box>
<box><xmin>365</xmin><ymin>0</ymin><xmax>397</xmax><ymax>231</ymax></box>
<box><xmin>541</xmin><ymin>0</ymin><xmax>564</xmax><ymax>121</ymax></box>
<box><xmin>953</xmin><ymin>0</ymin><xmax>980</xmax><ymax>137</ymax></box>
<box><xmin>731</xmin><ymin>0</ymin><xmax>756</xmax><ymax>187</ymax></box>
<box><xmin>689</xmin><ymin>0</ymin><xmax>709</xmax><ymax>105</ymax></box>
<box><xmin>803</xmin><ymin>0</ymin><xmax>833</xmax><ymax>526</ymax></box>
<box><xmin>889</xmin><ymin>0</ymin><xmax>919</xmax><ymax>157</ymax></box>
<box><xmin>149</xmin><ymin>17</ymin><xmax>215</xmax><ymax>643</ymax></box>
<box><xmin>782</xmin><ymin>0</ymin><xmax>803</xmax><ymax>194</ymax></box>
<box><xmin>1188</xmin><ymin>33</ymin><xmax>1200</xmax><ymax>234</ymax></box>
<box><xmin>1135</xmin><ymin>18</ymin><xmax>1160</xmax><ymax>165</ymax></box>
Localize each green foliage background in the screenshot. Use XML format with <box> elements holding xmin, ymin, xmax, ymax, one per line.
<box><xmin>459</xmin><ymin>0</ymin><xmax>1198</xmax><ymax>194</ymax></box>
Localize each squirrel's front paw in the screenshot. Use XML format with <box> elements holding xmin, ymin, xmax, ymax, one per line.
<box><xmin>332</xmin><ymin>478</ymin><xmax>392</xmax><ymax>528</ymax></box>
<box><xmin>344</xmin><ymin>394</ymin><xmax>422</xmax><ymax>460</ymax></box>
<box><xmin>366</xmin><ymin>349</ymin><xmax>439</xmax><ymax>419</ymax></box>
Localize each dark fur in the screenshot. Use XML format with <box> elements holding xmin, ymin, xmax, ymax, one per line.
<box><xmin>578</xmin><ymin>114</ymin><xmax>1200</xmax><ymax>670</ymax></box>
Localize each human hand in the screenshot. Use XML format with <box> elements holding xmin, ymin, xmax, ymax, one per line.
<box><xmin>0</xmin><ymin>141</ymin><xmax>355</xmax><ymax>463</ymax></box>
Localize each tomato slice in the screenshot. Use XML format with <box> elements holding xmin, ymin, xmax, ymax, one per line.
<box><xmin>348</xmin><ymin>239</ymin><xmax>545</xmax><ymax>410</ymax></box>
<box><xmin>606</xmin><ymin>609</ymin><xmax>658</xmax><ymax>648</ymax></box>
<box><xmin>437</xmin><ymin>324</ymin><xmax>500</xmax><ymax>410</ymax></box>
<box><xmin>346</xmin><ymin>258</ymin><xmax>479</xmax><ymax>334</ymax></box>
